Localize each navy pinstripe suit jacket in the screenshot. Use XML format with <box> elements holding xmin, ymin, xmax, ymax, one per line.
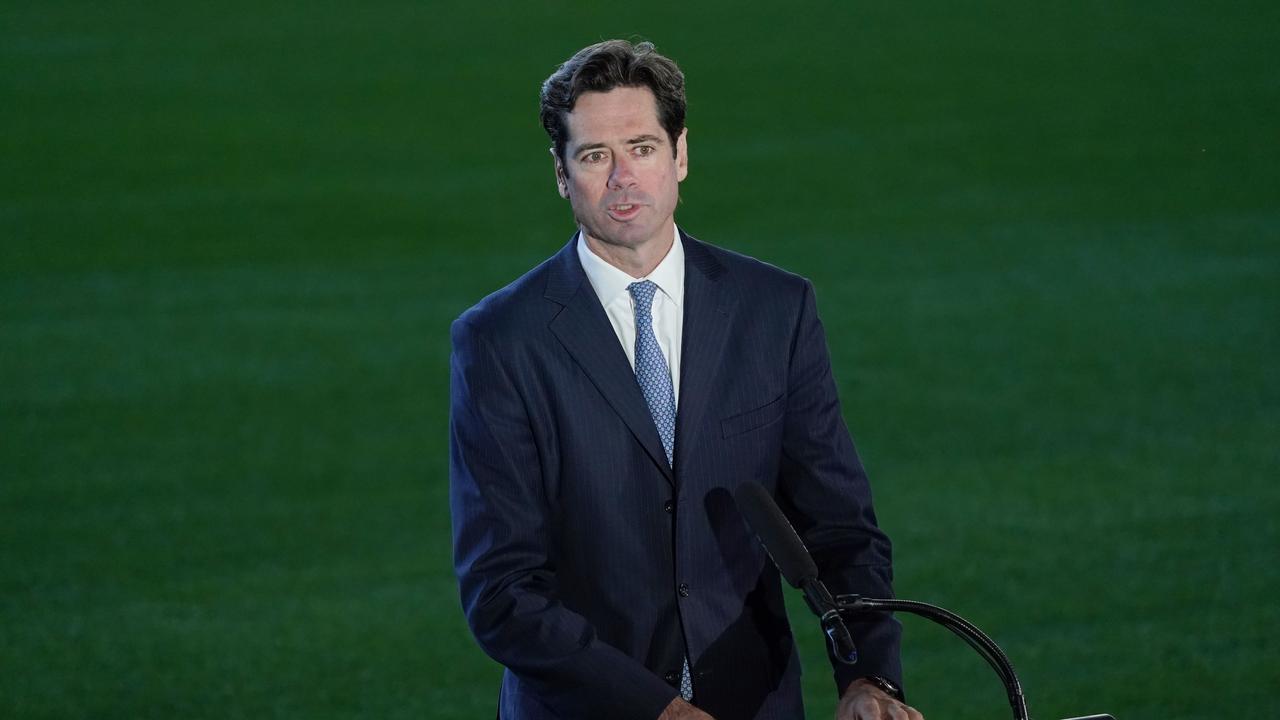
<box><xmin>449</xmin><ymin>231</ymin><xmax>901</xmax><ymax>720</ymax></box>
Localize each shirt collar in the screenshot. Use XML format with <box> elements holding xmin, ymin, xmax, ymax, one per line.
<box><xmin>577</xmin><ymin>225</ymin><xmax>685</xmax><ymax>308</ymax></box>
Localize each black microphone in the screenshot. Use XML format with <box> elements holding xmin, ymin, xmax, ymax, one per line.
<box><xmin>734</xmin><ymin>482</ymin><xmax>859</xmax><ymax>664</ymax></box>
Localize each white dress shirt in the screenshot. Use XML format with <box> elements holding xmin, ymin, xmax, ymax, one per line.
<box><xmin>577</xmin><ymin>226</ymin><xmax>685</xmax><ymax>407</ymax></box>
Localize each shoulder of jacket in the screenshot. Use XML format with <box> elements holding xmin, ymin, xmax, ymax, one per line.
<box><xmin>687</xmin><ymin>234</ymin><xmax>812</xmax><ymax>297</ymax></box>
<box><xmin>453</xmin><ymin>253</ymin><xmax>560</xmax><ymax>341</ymax></box>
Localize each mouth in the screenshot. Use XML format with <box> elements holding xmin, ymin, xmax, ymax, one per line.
<box><xmin>607</xmin><ymin>203</ymin><xmax>643</xmax><ymax>221</ymax></box>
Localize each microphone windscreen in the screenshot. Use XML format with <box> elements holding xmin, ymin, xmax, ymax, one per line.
<box><xmin>734</xmin><ymin>482</ymin><xmax>819</xmax><ymax>588</ymax></box>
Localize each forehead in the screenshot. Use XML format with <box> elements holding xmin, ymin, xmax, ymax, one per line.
<box><xmin>565</xmin><ymin>86</ymin><xmax>664</xmax><ymax>144</ymax></box>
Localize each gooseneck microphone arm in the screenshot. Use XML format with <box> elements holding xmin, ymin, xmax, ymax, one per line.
<box><xmin>733</xmin><ymin>482</ymin><xmax>1034</xmax><ymax>720</ymax></box>
<box><xmin>834</xmin><ymin>594</ymin><xmax>1029</xmax><ymax>720</ymax></box>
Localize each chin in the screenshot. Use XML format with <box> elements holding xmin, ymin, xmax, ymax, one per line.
<box><xmin>583</xmin><ymin>223</ymin><xmax>648</xmax><ymax>250</ymax></box>
<box><xmin>591</xmin><ymin>235</ymin><xmax>640</xmax><ymax>252</ymax></box>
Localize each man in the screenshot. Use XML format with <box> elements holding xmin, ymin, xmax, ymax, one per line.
<box><xmin>450</xmin><ymin>40</ymin><xmax>923</xmax><ymax>720</ymax></box>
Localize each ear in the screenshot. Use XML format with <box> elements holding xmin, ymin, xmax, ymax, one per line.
<box><xmin>675</xmin><ymin>128</ymin><xmax>689</xmax><ymax>183</ymax></box>
<box><xmin>551</xmin><ymin>147</ymin><xmax>569</xmax><ymax>198</ymax></box>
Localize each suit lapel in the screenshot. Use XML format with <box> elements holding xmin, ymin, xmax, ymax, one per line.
<box><xmin>545</xmin><ymin>238</ymin><xmax>675</xmax><ymax>484</ymax></box>
<box><xmin>675</xmin><ymin>232</ymin><xmax>736</xmax><ymax>476</ymax></box>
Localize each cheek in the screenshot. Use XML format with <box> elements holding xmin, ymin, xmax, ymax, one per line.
<box><xmin>569</xmin><ymin>176</ymin><xmax>605</xmax><ymax>204</ymax></box>
<box><xmin>655</xmin><ymin>169</ymin><xmax>679</xmax><ymax>198</ymax></box>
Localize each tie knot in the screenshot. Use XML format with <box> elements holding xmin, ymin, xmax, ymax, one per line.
<box><xmin>628</xmin><ymin>280</ymin><xmax>659</xmax><ymax>313</ymax></box>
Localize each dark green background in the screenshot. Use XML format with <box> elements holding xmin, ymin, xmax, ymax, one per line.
<box><xmin>4</xmin><ymin>2</ymin><xmax>1277</xmax><ymax>718</ymax></box>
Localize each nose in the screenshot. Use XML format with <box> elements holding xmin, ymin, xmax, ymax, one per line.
<box><xmin>607</xmin><ymin>154</ymin><xmax>638</xmax><ymax>190</ymax></box>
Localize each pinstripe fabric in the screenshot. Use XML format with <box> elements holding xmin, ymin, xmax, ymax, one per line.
<box><xmin>450</xmin><ymin>231</ymin><xmax>901</xmax><ymax>720</ymax></box>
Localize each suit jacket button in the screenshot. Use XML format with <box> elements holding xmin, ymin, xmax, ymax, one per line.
<box><xmin>664</xmin><ymin>671</ymin><xmax>677</xmax><ymax>684</ymax></box>
<box><xmin>678</xmin><ymin>582</ymin><xmax>690</xmax><ymax>597</ymax></box>
<box><xmin>663</xmin><ymin>499</ymin><xmax>674</xmax><ymax>513</ymax></box>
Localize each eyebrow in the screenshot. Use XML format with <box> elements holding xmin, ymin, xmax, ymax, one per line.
<box><xmin>570</xmin><ymin>134</ymin><xmax>666</xmax><ymax>159</ymax></box>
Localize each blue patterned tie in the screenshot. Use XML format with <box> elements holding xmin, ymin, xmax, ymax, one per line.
<box><xmin>627</xmin><ymin>280</ymin><xmax>692</xmax><ymax>701</ymax></box>
<box><xmin>628</xmin><ymin>280</ymin><xmax>676</xmax><ymax>464</ymax></box>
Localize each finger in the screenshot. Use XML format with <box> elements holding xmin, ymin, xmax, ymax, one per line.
<box><xmin>904</xmin><ymin>705</ymin><xmax>924</xmax><ymax>720</ymax></box>
<box><xmin>861</xmin><ymin>698</ymin><xmax>890</xmax><ymax>720</ymax></box>
<box><xmin>884</xmin><ymin>702</ymin><xmax>910</xmax><ymax>720</ymax></box>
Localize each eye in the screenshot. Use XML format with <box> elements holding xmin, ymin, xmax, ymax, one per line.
<box><xmin>583</xmin><ymin>151</ymin><xmax>606</xmax><ymax>163</ymax></box>
<box><xmin>634</xmin><ymin>145</ymin><xmax>655</xmax><ymax>157</ymax></box>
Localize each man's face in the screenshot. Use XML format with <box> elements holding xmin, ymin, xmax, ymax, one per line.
<box><xmin>554</xmin><ymin>86</ymin><xmax>688</xmax><ymax>254</ymax></box>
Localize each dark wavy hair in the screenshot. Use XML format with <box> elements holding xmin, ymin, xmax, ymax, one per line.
<box><xmin>540</xmin><ymin>40</ymin><xmax>687</xmax><ymax>163</ymax></box>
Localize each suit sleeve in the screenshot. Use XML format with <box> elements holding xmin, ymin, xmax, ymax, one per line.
<box><xmin>775</xmin><ymin>281</ymin><xmax>905</xmax><ymax>696</ymax></box>
<box><xmin>449</xmin><ymin>317</ymin><xmax>679</xmax><ymax>720</ymax></box>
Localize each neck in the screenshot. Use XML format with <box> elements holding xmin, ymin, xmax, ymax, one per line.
<box><xmin>582</xmin><ymin>225</ymin><xmax>675</xmax><ymax>278</ymax></box>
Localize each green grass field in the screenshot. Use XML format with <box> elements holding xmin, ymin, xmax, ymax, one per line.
<box><xmin>4</xmin><ymin>2</ymin><xmax>1277</xmax><ymax>718</ymax></box>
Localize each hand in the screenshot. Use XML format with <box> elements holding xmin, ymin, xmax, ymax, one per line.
<box><xmin>657</xmin><ymin>696</ymin><xmax>717</xmax><ymax>720</ymax></box>
<box><xmin>836</xmin><ymin>678</ymin><xmax>924</xmax><ymax>720</ymax></box>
